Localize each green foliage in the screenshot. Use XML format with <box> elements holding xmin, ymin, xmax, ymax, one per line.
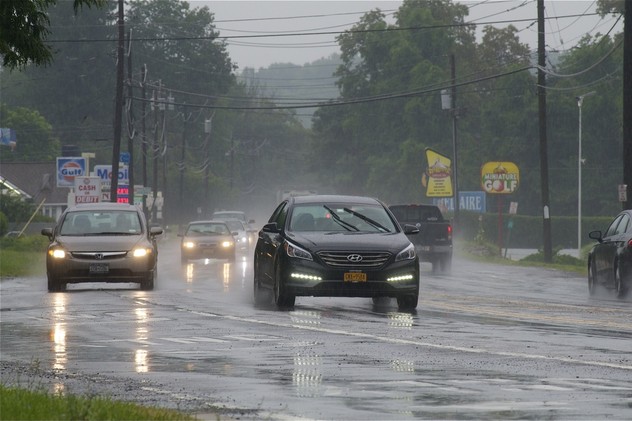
<box><xmin>0</xmin><ymin>0</ymin><xmax>106</xmax><ymax>70</ymax></box>
<box><xmin>0</xmin><ymin>211</ymin><xmax>7</xmax><ymax>235</ymax></box>
<box><xmin>0</xmin><ymin>385</ymin><xmax>198</xmax><ymax>420</ymax></box>
<box><xmin>0</xmin><ymin>104</ymin><xmax>60</xmax><ymax>162</ymax></box>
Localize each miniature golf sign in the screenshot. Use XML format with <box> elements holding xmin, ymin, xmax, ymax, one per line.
<box><xmin>481</xmin><ymin>162</ymin><xmax>519</xmax><ymax>194</ymax></box>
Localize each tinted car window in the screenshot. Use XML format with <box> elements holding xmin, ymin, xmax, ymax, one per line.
<box><xmin>271</xmin><ymin>201</ymin><xmax>289</xmax><ymax>228</ymax></box>
<box><xmin>186</xmin><ymin>223</ymin><xmax>230</xmax><ymax>236</ymax></box>
<box><xmin>605</xmin><ymin>215</ymin><xmax>624</xmax><ymax>237</ymax></box>
<box><xmin>390</xmin><ymin>205</ymin><xmax>442</xmax><ymax>222</ymax></box>
<box><xmin>615</xmin><ymin>214</ymin><xmax>630</xmax><ymax>235</ymax></box>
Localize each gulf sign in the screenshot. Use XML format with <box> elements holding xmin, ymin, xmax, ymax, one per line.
<box><xmin>481</xmin><ymin>162</ymin><xmax>519</xmax><ymax>194</ymax></box>
<box><xmin>57</xmin><ymin>157</ymin><xmax>86</xmax><ymax>188</ymax></box>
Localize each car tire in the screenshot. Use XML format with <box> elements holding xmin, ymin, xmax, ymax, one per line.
<box><xmin>587</xmin><ymin>260</ymin><xmax>597</xmax><ymax>296</ymax></box>
<box><xmin>440</xmin><ymin>255</ymin><xmax>452</xmax><ymax>274</ymax></box>
<box><xmin>140</xmin><ymin>271</ymin><xmax>155</xmax><ymax>291</ymax></box>
<box><xmin>253</xmin><ymin>269</ymin><xmax>269</xmax><ymax>306</ymax></box>
<box><xmin>273</xmin><ymin>263</ymin><xmax>295</xmax><ymax>308</ymax></box>
<box><xmin>614</xmin><ymin>262</ymin><xmax>627</xmax><ymax>298</ymax></box>
<box><xmin>47</xmin><ymin>273</ymin><xmax>65</xmax><ymax>292</ymax></box>
<box><xmin>372</xmin><ymin>296</ymin><xmax>390</xmax><ymax>306</ymax></box>
<box><xmin>396</xmin><ymin>294</ymin><xmax>418</xmax><ymax>311</ymax></box>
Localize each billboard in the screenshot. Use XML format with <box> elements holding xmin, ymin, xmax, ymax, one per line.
<box><xmin>57</xmin><ymin>157</ymin><xmax>86</xmax><ymax>188</ymax></box>
<box><xmin>423</xmin><ymin>148</ymin><xmax>453</xmax><ymax>197</ymax></box>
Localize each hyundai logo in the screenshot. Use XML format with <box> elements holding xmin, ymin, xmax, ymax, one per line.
<box><xmin>94</xmin><ymin>253</ymin><xmax>104</xmax><ymax>260</ymax></box>
<box><xmin>347</xmin><ymin>254</ymin><xmax>363</xmax><ymax>262</ymax></box>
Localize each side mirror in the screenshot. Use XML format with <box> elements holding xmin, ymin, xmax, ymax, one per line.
<box><xmin>262</xmin><ymin>222</ymin><xmax>280</xmax><ymax>233</ymax></box>
<box><xmin>41</xmin><ymin>228</ymin><xmax>53</xmax><ymax>240</ymax></box>
<box><xmin>403</xmin><ymin>224</ymin><xmax>419</xmax><ymax>235</ymax></box>
<box><xmin>150</xmin><ymin>226</ymin><xmax>164</xmax><ymax>236</ymax></box>
<box><xmin>588</xmin><ymin>230</ymin><xmax>603</xmax><ymax>243</ymax></box>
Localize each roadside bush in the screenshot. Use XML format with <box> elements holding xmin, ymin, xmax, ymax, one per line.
<box><xmin>0</xmin><ymin>211</ymin><xmax>7</xmax><ymax>235</ymax></box>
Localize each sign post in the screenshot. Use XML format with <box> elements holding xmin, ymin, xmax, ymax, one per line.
<box><xmin>481</xmin><ymin>162</ymin><xmax>520</xmax><ymax>255</ymax></box>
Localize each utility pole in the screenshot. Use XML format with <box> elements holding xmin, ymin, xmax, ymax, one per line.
<box><xmin>450</xmin><ymin>53</ymin><xmax>460</xmax><ymax>231</ymax></box>
<box><xmin>624</xmin><ymin>0</ymin><xmax>632</xmax><ymax>210</ymax></box>
<box><xmin>126</xmin><ymin>29</ymin><xmax>134</xmax><ymax>204</ymax></box>
<box><xmin>179</xmin><ymin>104</ymin><xmax>188</xmax><ymax>207</ymax></box>
<box><xmin>152</xmin><ymin>82</ymin><xmax>160</xmax><ymax>222</ymax></box>
<box><xmin>537</xmin><ymin>0</ymin><xmax>553</xmax><ymax>262</ymax></box>
<box><xmin>110</xmin><ymin>0</ymin><xmax>125</xmax><ymax>202</ymax></box>
<box><xmin>141</xmin><ymin>64</ymin><xmax>148</xmax><ymax>216</ymax></box>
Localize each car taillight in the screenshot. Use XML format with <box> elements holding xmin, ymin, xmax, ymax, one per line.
<box><xmin>447</xmin><ymin>224</ymin><xmax>452</xmax><ymax>239</ymax></box>
<box><xmin>628</xmin><ymin>239</ymin><xmax>632</xmax><ymax>249</ymax></box>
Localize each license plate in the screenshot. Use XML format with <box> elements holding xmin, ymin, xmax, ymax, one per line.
<box><xmin>344</xmin><ymin>272</ymin><xmax>367</xmax><ymax>282</ymax></box>
<box><xmin>89</xmin><ymin>263</ymin><xmax>109</xmax><ymax>274</ymax></box>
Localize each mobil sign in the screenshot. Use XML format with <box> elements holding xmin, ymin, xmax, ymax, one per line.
<box><xmin>57</xmin><ymin>157</ymin><xmax>86</xmax><ymax>188</ymax></box>
<box><xmin>94</xmin><ymin>164</ymin><xmax>129</xmax><ymax>186</ymax></box>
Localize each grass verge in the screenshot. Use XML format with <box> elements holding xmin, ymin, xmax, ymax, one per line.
<box><xmin>0</xmin><ymin>385</ymin><xmax>198</xmax><ymax>421</ymax></box>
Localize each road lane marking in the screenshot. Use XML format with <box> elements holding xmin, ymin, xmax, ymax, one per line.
<box><xmin>182</xmin><ymin>309</ymin><xmax>632</xmax><ymax>371</ymax></box>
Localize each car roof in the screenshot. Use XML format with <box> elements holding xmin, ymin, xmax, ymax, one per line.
<box><xmin>66</xmin><ymin>203</ymin><xmax>141</xmax><ymax>212</ymax></box>
<box><xmin>290</xmin><ymin>194</ymin><xmax>381</xmax><ymax>206</ymax></box>
<box><xmin>187</xmin><ymin>220</ymin><xmax>229</xmax><ymax>225</ymax></box>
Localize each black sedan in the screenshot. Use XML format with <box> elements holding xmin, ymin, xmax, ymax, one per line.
<box><xmin>587</xmin><ymin>209</ymin><xmax>632</xmax><ymax>298</ymax></box>
<box><xmin>253</xmin><ymin>195</ymin><xmax>420</xmax><ymax>310</ymax></box>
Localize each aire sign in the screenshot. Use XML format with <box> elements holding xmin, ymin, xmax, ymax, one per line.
<box><xmin>481</xmin><ymin>162</ymin><xmax>519</xmax><ymax>194</ymax></box>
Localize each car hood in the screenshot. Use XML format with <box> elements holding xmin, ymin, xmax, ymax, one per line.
<box><xmin>57</xmin><ymin>235</ymin><xmax>147</xmax><ymax>252</ymax></box>
<box><xmin>287</xmin><ymin>231</ymin><xmax>411</xmax><ymax>252</ymax></box>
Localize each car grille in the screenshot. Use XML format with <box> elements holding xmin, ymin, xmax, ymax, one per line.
<box><xmin>71</xmin><ymin>251</ymin><xmax>128</xmax><ymax>260</ymax></box>
<box><xmin>317</xmin><ymin>251</ymin><xmax>391</xmax><ymax>268</ymax></box>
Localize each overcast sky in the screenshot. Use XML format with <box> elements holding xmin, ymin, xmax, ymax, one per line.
<box><xmin>193</xmin><ymin>1</ymin><xmax>623</xmax><ymax>71</ymax></box>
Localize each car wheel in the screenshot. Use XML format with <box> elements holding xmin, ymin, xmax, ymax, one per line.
<box><xmin>587</xmin><ymin>260</ymin><xmax>597</xmax><ymax>296</ymax></box>
<box><xmin>47</xmin><ymin>273</ymin><xmax>65</xmax><ymax>292</ymax></box>
<box><xmin>614</xmin><ymin>262</ymin><xmax>627</xmax><ymax>298</ymax></box>
<box><xmin>372</xmin><ymin>296</ymin><xmax>390</xmax><ymax>306</ymax></box>
<box><xmin>140</xmin><ymin>271</ymin><xmax>155</xmax><ymax>291</ymax></box>
<box><xmin>253</xmin><ymin>260</ymin><xmax>270</xmax><ymax>306</ymax></box>
<box><xmin>396</xmin><ymin>294</ymin><xmax>418</xmax><ymax>311</ymax></box>
<box><xmin>273</xmin><ymin>263</ymin><xmax>295</xmax><ymax>308</ymax></box>
<box><xmin>440</xmin><ymin>255</ymin><xmax>452</xmax><ymax>274</ymax></box>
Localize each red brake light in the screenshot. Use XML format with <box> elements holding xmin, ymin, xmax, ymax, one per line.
<box><xmin>627</xmin><ymin>239</ymin><xmax>632</xmax><ymax>249</ymax></box>
<box><xmin>447</xmin><ymin>224</ymin><xmax>452</xmax><ymax>239</ymax></box>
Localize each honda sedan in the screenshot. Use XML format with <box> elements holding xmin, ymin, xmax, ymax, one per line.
<box><xmin>253</xmin><ymin>195</ymin><xmax>420</xmax><ymax>310</ymax></box>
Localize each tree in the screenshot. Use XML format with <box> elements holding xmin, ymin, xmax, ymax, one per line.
<box><xmin>0</xmin><ymin>0</ymin><xmax>106</xmax><ymax>70</ymax></box>
<box><xmin>0</xmin><ymin>104</ymin><xmax>60</xmax><ymax>162</ymax></box>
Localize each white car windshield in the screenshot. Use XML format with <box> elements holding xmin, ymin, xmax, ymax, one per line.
<box><xmin>60</xmin><ymin>211</ymin><xmax>142</xmax><ymax>236</ymax></box>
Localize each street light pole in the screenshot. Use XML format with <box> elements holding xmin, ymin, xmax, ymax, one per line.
<box><xmin>577</xmin><ymin>91</ymin><xmax>595</xmax><ymax>255</ymax></box>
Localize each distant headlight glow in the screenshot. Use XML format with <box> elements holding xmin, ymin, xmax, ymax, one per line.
<box><xmin>221</xmin><ymin>240</ymin><xmax>234</xmax><ymax>248</ymax></box>
<box><xmin>183</xmin><ymin>241</ymin><xmax>195</xmax><ymax>249</ymax></box>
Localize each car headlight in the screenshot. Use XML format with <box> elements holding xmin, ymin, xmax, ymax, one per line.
<box><xmin>132</xmin><ymin>248</ymin><xmax>152</xmax><ymax>257</ymax></box>
<box><xmin>284</xmin><ymin>241</ymin><xmax>313</xmax><ymax>261</ymax></box>
<box><xmin>395</xmin><ymin>243</ymin><xmax>416</xmax><ymax>261</ymax></box>
<box><xmin>221</xmin><ymin>240</ymin><xmax>234</xmax><ymax>248</ymax></box>
<box><xmin>49</xmin><ymin>248</ymin><xmax>66</xmax><ymax>259</ymax></box>
<box><xmin>183</xmin><ymin>241</ymin><xmax>195</xmax><ymax>249</ymax></box>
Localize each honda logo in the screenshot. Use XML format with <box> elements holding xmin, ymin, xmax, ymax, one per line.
<box><xmin>94</xmin><ymin>253</ymin><xmax>104</xmax><ymax>260</ymax></box>
<box><xmin>347</xmin><ymin>254</ymin><xmax>363</xmax><ymax>262</ymax></box>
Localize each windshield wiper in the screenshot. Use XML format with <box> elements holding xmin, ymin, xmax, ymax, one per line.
<box><xmin>343</xmin><ymin>208</ymin><xmax>390</xmax><ymax>232</ymax></box>
<box><xmin>323</xmin><ymin>205</ymin><xmax>358</xmax><ymax>231</ymax></box>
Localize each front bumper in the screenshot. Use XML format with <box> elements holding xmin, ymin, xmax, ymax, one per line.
<box><xmin>47</xmin><ymin>253</ymin><xmax>155</xmax><ymax>283</ymax></box>
<box><xmin>281</xmin><ymin>257</ymin><xmax>419</xmax><ymax>298</ymax></box>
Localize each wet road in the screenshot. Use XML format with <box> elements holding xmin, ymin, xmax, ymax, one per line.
<box><xmin>1</xmin><ymin>238</ymin><xmax>631</xmax><ymax>420</ymax></box>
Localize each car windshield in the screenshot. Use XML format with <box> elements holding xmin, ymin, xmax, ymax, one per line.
<box><xmin>186</xmin><ymin>223</ymin><xmax>230</xmax><ymax>236</ymax></box>
<box><xmin>289</xmin><ymin>203</ymin><xmax>396</xmax><ymax>233</ymax></box>
<box><xmin>224</xmin><ymin>220</ymin><xmax>244</xmax><ymax>231</ymax></box>
<box><xmin>213</xmin><ymin>212</ymin><xmax>246</xmax><ymax>222</ymax></box>
<box><xmin>59</xmin><ymin>210</ymin><xmax>142</xmax><ymax>236</ymax></box>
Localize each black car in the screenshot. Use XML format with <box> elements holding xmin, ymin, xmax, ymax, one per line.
<box><xmin>587</xmin><ymin>209</ymin><xmax>632</xmax><ymax>298</ymax></box>
<box><xmin>253</xmin><ymin>195</ymin><xmax>420</xmax><ymax>310</ymax></box>
<box><xmin>41</xmin><ymin>202</ymin><xmax>163</xmax><ymax>292</ymax></box>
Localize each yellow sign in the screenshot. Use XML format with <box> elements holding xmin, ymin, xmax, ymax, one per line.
<box><xmin>424</xmin><ymin>148</ymin><xmax>453</xmax><ymax>197</ymax></box>
<box><xmin>481</xmin><ymin>162</ymin><xmax>519</xmax><ymax>194</ymax></box>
